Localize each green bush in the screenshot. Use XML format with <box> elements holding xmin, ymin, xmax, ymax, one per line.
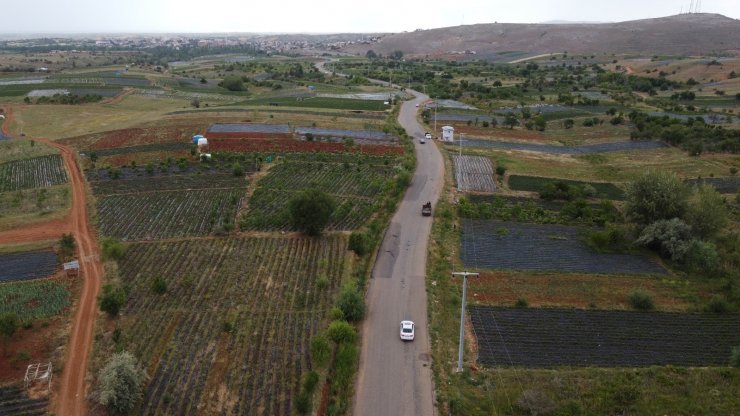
<box><xmin>59</xmin><ymin>234</ymin><xmax>76</xmax><ymax>258</ymax></box>
<box><xmin>102</xmin><ymin>238</ymin><xmax>126</xmax><ymax>261</ymax></box>
<box><xmin>289</xmin><ymin>189</ymin><xmax>335</xmax><ymax>236</ymax></box>
<box><xmin>629</xmin><ymin>290</ymin><xmax>654</xmax><ymax>310</ymax></box>
<box><xmin>636</xmin><ymin>218</ymin><xmax>692</xmax><ymax>261</ymax></box>
<box><xmin>327</xmin><ymin>320</ymin><xmax>356</xmax><ymax>344</ymax></box>
<box><xmin>232</xmin><ymin>162</ymin><xmax>244</xmax><ymax>177</ymax></box>
<box><xmin>310</xmin><ymin>335</ymin><xmax>331</xmax><ymax>368</ymax></box>
<box><xmin>685</xmin><ymin>240</ymin><xmax>720</xmax><ymax>274</ymax></box>
<box><xmin>515</xmin><ymin>298</ymin><xmax>529</xmax><ymax>308</ymax></box>
<box><xmin>626</xmin><ymin>170</ymin><xmax>688</xmax><ymax>224</ymax></box>
<box><xmin>731</xmin><ymin>346</ymin><xmax>740</xmax><ymax>368</ymax></box>
<box><xmin>348</xmin><ymin>231</ymin><xmax>370</xmax><ymax>256</ymax></box>
<box><xmin>336</xmin><ymin>284</ymin><xmax>365</xmax><ymax>322</ymax></box>
<box><xmin>99</xmin><ymin>284</ymin><xmax>127</xmax><ymax>317</ymax></box>
<box><xmin>706</xmin><ymin>296</ymin><xmax>729</xmax><ymax>314</ymax></box>
<box><xmin>495</xmin><ymin>165</ymin><xmax>506</xmax><ymax>176</ymax></box>
<box><xmin>303</xmin><ymin>370</ymin><xmax>320</xmax><ymax>393</ymax></box>
<box><xmin>151</xmin><ymin>276</ymin><xmax>167</xmax><ymax>295</ymax></box>
<box><xmin>0</xmin><ymin>312</ymin><xmax>19</xmax><ymax>339</ymax></box>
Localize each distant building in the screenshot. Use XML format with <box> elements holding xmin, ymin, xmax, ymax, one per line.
<box><xmin>442</xmin><ymin>126</ymin><xmax>455</xmax><ymax>142</ymax></box>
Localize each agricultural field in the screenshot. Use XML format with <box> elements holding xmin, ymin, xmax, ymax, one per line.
<box><xmin>112</xmin><ymin>235</ymin><xmax>349</xmax><ymax>415</ymax></box>
<box><xmin>0</xmin><ymin>279</ymin><xmax>71</xmax><ymax>321</ymax></box>
<box><xmin>240</xmin><ymin>96</ymin><xmax>389</xmax><ymax>111</ymax></box>
<box><xmin>452</xmin><ymin>155</ymin><xmax>496</xmax><ymax>192</ymax></box>
<box><xmin>0</xmin><ymin>155</ymin><xmax>68</xmax><ymax>192</ymax></box>
<box><xmin>0</xmin><ymin>385</ymin><xmax>49</xmax><ymax>416</ymax></box>
<box><xmin>241</xmin><ymin>154</ymin><xmax>398</xmax><ymax>231</ymax></box>
<box><xmin>0</xmin><ymin>250</ymin><xmax>58</xmax><ymax>283</ymax></box>
<box><xmin>210</xmin><ymin>138</ymin><xmax>403</xmax><ymax>156</ymax></box>
<box><xmin>461</xmin><ymin>219</ymin><xmax>666</xmax><ymax>274</ymax></box>
<box><xmin>507</xmin><ymin>175</ymin><xmax>625</xmax><ymax>199</ymax></box>
<box><xmin>470</xmin><ymin>306</ymin><xmax>740</xmax><ymax>367</ymax></box>
<box><xmin>448</xmin><ymin>138</ymin><xmax>666</xmax><ymax>154</ymax></box>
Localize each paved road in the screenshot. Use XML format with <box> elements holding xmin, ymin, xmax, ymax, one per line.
<box><xmin>353</xmin><ymin>92</ymin><xmax>443</xmax><ymax>415</ymax></box>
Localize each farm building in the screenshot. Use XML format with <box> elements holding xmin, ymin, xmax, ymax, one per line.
<box><xmin>206</xmin><ymin>123</ymin><xmax>293</xmax><ymax>139</ymax></box>
<box><xmin>442</xmin><ymin>126</ymin><xmax>455</xmax><ymax>142</ymax></box>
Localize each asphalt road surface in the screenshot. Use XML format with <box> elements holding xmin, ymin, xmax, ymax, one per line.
<box><xmin>353</xmin><ymin>92</ymin><xmax>443</xmax><ymax>415</ymax></box>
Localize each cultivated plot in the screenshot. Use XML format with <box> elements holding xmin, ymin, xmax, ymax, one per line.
<box><xmin>0</xmin><ymin>279</ymin><xmax>70</xmax><ymax>320</ymax></box>
<box><xmin>117</xmin><ymin>235</ymin><xmax>347</xmax><ymax>416</ymax></box>
<box><xmin>452</xmin><ymin>155</ymin><xmax>496</xmax><ymax>192</ymax></box>
<box><xmin>461</xmin><ymin>220</ymin><xmax>666</xmax><ymax>274</ymax></box>
<box><xmin>0</xmin><ymin>251</ymin><xmax>58</xmax><ymax>283</ymax></box>
<box><xmin>471</xmin><ymin>306</ymin><xmax>740</xmax><ymax>367</ymax></box>
<box><xmin>449</xmin><ymin>138</ymin><xmax>665</xmax><ymax>154</ymax></box>
<box><xmin>0</xmin><ymin>155</ymin><xmax>68</xmax><ymax>192</ymax></box>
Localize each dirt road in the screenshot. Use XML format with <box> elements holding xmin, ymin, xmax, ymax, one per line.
<box><xmin>29</xmin><ymin>138</ymin><xmax>103</xmax><ymax>416</ymax></box>
<box><xmin>353</xmin><ymin>92</ymin><xmax>442</xmax><ymax>415</ymax></box>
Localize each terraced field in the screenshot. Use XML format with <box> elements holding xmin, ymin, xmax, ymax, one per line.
<box><xmin>117</xmin><ymin>235</ymin><xmax>348</xmax><ymax>416</ymax></box>
<box><xmin>452</xmin><ymin>155</ymin><xmax>496</xmax><ymax>192</ymax></box>
<box><xmin>461</xmin><ymin>220</ymin><xmax>666</xmax><ymax>274</ymax></box>
<box><xmin>0</xmin><ymin>155</ymin><xmax>68</xmax><ymax>192</ymax></box>
<box><xmin>471</xmin><ymin>306</ymin><xmax>740</xmax><ymax>367</ymax></box>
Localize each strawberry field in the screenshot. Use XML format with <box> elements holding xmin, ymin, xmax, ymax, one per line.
<box><xmin>116</xmin><ymin>235</ymin><xmax>348</xmax><ymax>415</ymax></box>
<box><xmin>88</xmin><ymin>161</ymin><xmax>255</xmax><ymax>240</ymax></box>
<box><xmin>0</xmin><ymin>250</ymin><xmax>58</xmax><ymax>283</ymax></box>
<box><xmin>210</xmin><ymin>138</ymin><xmax>403</xmax><ymax>156</ymax></box>
<box><xmin>0</xmin><ymin>155</ymin><xmax>68</xmax><ymax>192</ymax></box>
<box><xmin>452</xmin><ymin>155</ymin><xmax>496</xmax><ymax>192</ymax></box>
<box><xmin>241</xmin><ymin>155</ymin><xmax>398</xmax><ymax>231</ymax></box>
<box><xmin>461</xmin><ymin>220</ymin><xmax>666</xmax><ymax>274</ymax></box>
<box><xmin>470</xmin><ymin>306</ymin><xmax>740</xmax><ymax>367</ymax></box>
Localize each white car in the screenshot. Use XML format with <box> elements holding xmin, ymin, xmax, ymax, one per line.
<box><xmin>400</xmin><ymin>320</ymin><xmax>415</xmax><ymax>341</ymax></box>
<box><xmin>425</xmin><ymin>132</ymin><xmax>432</xmax><ymax>141</ymax></box>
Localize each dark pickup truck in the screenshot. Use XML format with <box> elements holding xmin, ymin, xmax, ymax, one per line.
<box><xmin>422</xmin><ymin>201</ymin><xmax>432</xmax><ymax>216</ymax></box>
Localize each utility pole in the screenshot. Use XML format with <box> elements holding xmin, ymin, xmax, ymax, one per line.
<box><xmin>433</xmin><ymin>102</ymin><xmax>437</xmax><ymax>135</ymax></box>
<box><xmin>459</xmin><ymin>132</ymin><xmax>464</xmax><ymax>157</ymax></box>
<box><xmin>452</xmin><ymin>271</ymin><xmax>478</xmax><ymax>372</ymax></box>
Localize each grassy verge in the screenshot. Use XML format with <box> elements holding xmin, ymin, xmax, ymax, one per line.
<box><xmin>508</xmin><ymin>175</ymin><xmax>625</xmax><ymax>200</ymax></box>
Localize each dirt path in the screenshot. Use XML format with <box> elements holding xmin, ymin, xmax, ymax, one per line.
<box><xmin>0</xmin><ymin>218</ymin><xmax>70</xmax><ymax>243</ymax></box>
<box><xmin>1</xmin><ymin>105</ymin><xmax>14</xmax><ymax>136</ymax></box>
<box><xmin>27</xmin><ymin>138</ymin><xmax>103</xmax><ymax>416</ymax></box>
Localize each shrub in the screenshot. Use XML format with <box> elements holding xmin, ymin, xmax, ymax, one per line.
<box><xmin>731</xmin><ymin>347</ymin><xmax>740</xmax><ymax>368</ymax></box>
<box><xmin>495</xmin><ymin>165</ymin><xmax>506</xmax><ymax>176</ymax></box>
<box><xmin>686</xmin><ymin>184</ymin><xmax>729</xmax><ymax>239</ymax></box>
<box><xmin>99</xmin><ymin>284</ymin><xmax>127</xmax><ymax>317</ymax></box>
<box><xmin>0</xmin><ymin>312</ymin><xmax>19</xmax><ymax>339</ymax></box>
<box><xmin>636</xmin><ymin>218</ymin><xmax>692</xmax><ymax>261</ymax></box>
<box><xmin>151</xmin><ymin>276</ymin><xmax>167</xmax><ymax>295</ymax></box>
<box><xmin>516</xmin><ymin>390</ymin><xmax>556</xmax><ymax>416</ymax></box>
<box><xmin>310</xmin><ymin>335</ymin><xmax>331</xmax><ymax>368</ymax></box>
<box><xmin>295</xmin><ymin>392</ymin><xmax>311</xmax><ymax>415</ymax></box>
<box><xmin>327</xmin><ymin>320</ymin><xmax>356</xmax><ymax>344</ymax></box>
<box><xmin>629</xmin><ymin>290</ymin><xmax>654</xmax><ymax>310</ymax></box>
<box><xmin>101</xmin><ymin>238</ymin><xmax>126</xmax><ymax>261</ymax></box>
<box><xmin>59</xmin><ymin>234</ymin><xmax>76</xmax><ymax>258</ymax></box>
<box><xmin>232</xmin><ymin>162</ymin><xmax>244</xmax><ymax>177</ymax></box>
<box><xmin>515</xmin><ymin>298</ymin><xmax>529</xmax><ymax>308</ymax></box>
<box><xmin>97</xmin><ymin>351</ymin><xmax>147</xmax><ymax>415</ymax></box>
<box><xmin>706</xmin><ymin>296</ymin><xmax>729</xmax><ymax>313</ymax></box>
<box><xmin>348</xmin><ymin>231</ymin><xmax>370</xmax><ymax>256</ymax></box>
<box><xmin>336</xmin><ymin>284</ymin><xmax>365</xmax><ymax>322</ymax></box>
<box><xmin>316</xmin><ymin>275</ymin><xmax>329</xmax><ymax>289</ymax></box>
<box><xmin>685</xmin><ymin>240</ymin><xmax>720</xmax><ymax>274</ymax></box>
<box><xmin>626</xmin><ymin>170</ymin><xmax>688</xmax><ymax>224</ymax></box>
<box><xmin>289</xmin><ymin>189</ymin><xmax>335</xmax><ymax>236</ymax></box>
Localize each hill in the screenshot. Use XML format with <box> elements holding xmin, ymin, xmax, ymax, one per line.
<box><xmin>342</xmin><ymin>13</ymin><xmax>740</xmax><ymax>59</ymax></box>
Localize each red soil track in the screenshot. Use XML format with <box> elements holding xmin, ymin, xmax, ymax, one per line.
<box><xmin>27</xmin><ymin>138</ymin><xmax>102</xmax><ymax>416</ymax></box>
<box><xmin>1</xmin><ymin>105</ymin><xmax>13</xmax><ymax>136</ymax></box>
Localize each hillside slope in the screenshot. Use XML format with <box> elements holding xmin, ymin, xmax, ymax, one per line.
<box><xmin>343</xmin><ymin>14</ymin><xmax>739</xmax><ymax>58</ymax></box>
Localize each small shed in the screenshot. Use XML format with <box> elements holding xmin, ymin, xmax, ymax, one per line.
<box><xmin>63</xmin><ymin>260</ymin><xmax>80</xmax><ymax>277</ymax></box>
<box><xmin>192</xmin><ymin>134</ymin><xmax>204</xmax><ymax>144</ymax></box>
<box><xmin>442</xmin><ymin>126</ymin><xmax>455</xmax><ymax>142</ymax></box>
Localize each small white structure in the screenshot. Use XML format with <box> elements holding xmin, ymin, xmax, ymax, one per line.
<box><xmin>25</xmin><ymin>362</ymin><xmax>52</xmax><ymax>390</ymax></box>
<box><xmin>197</xmin><ymin>137</ymin><xmax>208</xmax><ymax>148</ymax></box>
<box><xmin>442</xmin><ymin>126</ymin><xmax>455</xmax><ymax>142</ymax></box>
<box><xmin>63</xmin><ymin>260</ymin><xmax>80</xmax><ymax>277</ymax></box>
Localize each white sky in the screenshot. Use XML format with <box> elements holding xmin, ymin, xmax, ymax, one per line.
<box><xmin>2</xmin><ymin>0</ymin><xmax>738</xmax><ymax>34</ymax></box>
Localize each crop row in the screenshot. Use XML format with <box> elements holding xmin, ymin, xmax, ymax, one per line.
<box><xmin>470</xmin><ymin>306</ymin><xmax>740</xmax><ymax>367</ymax></box>
<box><xmin>452</xmin><ymin>155</ymin><xmax>496</xmax><ymax>193</ymax></box>
<box><xmin>295</xmin><ymin>127</ymin><xmax>399</xmax><ymax>144</ymax></box>
<box><xmin>210</xmin><ymin>138</ymin><xmax>403</xmax><ymax>156</ymax></box>
<box><xmin>0</xmin><ymin>155</ymin><xmax>68</xmax><ymax>192</ymax></box>
<box><xmin>258</xmin><ymin>160</ymin><xmax>395</xmax><ymax>197</ymax></box>
<box><xmin>86</xmin><ymin>160</ymin><xmax>258</xmax><ymax>182</ymax></box>
<box><xmin>686</xmin><ymin>176</ymin><xmax>739</xmax><ymax>194</ymax></box>
<box><xmin>0</xmin><ymin>385</ymin><xmax>48</xmax><ymax>415</ymax></box>
<box><xmin>86</xmin><ymin>142</ymin><xmax>190</xmax><ymax>157</ymax></box>
<box><xmin>63</xmin><ymin>123</ymin><xmax>210</xmax><ymax>150</ymax></box>
<box><xmin>508</xmin><ymin>175</ymin><xmax>625</xmax><ymax>200</ymax></box>
<box><xmin>461</xmin><ymin>219</ymin><xmax>666</xmax><ymax>274</ymax></box>
<box><xmin>116</xmin><ymin>235</ymin><xmax>348</xmax><ymax>415</ymax></box>
<box><xmin>0</xmin><ymin>251</ymin><xmax>58</xmax><ymax>283</ymax></box>
<box><xmin>448</xmin><ymin>138</ymin><xmax>665</xmax><ymax>155</ymax></box>
<box><xmin>0</xmin><ymin>279</ymin><xmax>70</xmax><ymax>321</ymax></box>
<box><xmin>97</xmin><ymin>189</ymin><xmax>242</xmax><ymax>240</ymax></box>
<box><xmin>90</xmin><ymin>173</ymin><xmax>247</xmax><ymax>195</ymax></box>
<box><xmin>241</xmin><ymin>189</ymin><xmax>375</xmax><ymax>231</ymax></box>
